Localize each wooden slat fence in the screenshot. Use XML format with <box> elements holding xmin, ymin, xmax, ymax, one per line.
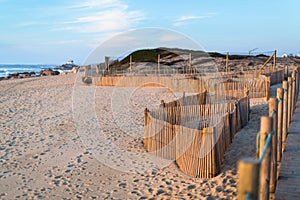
<box><xmin>237</xmin><ymin>66</ymin><xmax>299</xmax><ymax>200</ymax></box>
<box><xmin>144</xmin><ymin>92</ymin><xmax>250</xmax><ymax>178</ymax></box>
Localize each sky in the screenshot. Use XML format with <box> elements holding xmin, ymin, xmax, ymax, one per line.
<box><xmin>0</xmin><ymin>0</ymin><xmax>299</xmax><ymax>64</ymax></box>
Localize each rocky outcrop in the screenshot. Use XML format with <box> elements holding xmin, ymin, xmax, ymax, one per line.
<box><xmin>40</xmin><ymin>69</ymin><xmax>60</xmax><ymax>76</ymax></box>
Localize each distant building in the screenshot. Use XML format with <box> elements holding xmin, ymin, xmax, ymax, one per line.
<box><xmin>282</xmin><ymin>54</ymin><xmax>288</xmax><ymax>58</ymax></box>
<box><xmin>66</xmin><ymin>60</ymin><xmax>74</xmax><ymax>65</ymax></box>
<box><xmin>295</xmin><ymin>54</ymin><xmax>300</xmax><ymax>58</ymax></box>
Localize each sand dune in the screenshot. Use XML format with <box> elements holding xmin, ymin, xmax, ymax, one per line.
<box><xmin>0</xmin><ymin>74</ymin><xmax>278</xmax><ymax>199</ymax></box>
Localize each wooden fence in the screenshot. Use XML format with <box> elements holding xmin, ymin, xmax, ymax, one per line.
<box><xmin>214</xmin><ymin>77</ymin><xmax>268</xmax><ymax>99</ymax></box>
<box><xmin>161</xmin><ymin>90</ymin><xmax>207</xmax><ymax>107</ymax></box>
<box><xmin>95</xmin><ymin>68</ymin><xmax>285</xmax><ymax>100</ymax></box>
<box><xmin>237</xmin><ymin>66</ymin><xmax>299</xmax><ymax>200</ymax></box>
<box><xmin>144</xmin><ymin>90</ymin><xmax>250</xmax><ymax>178</ymax></box>
<box><xmin>96</xmin><ymin>75</ymin><xmax>209</xmax><ymax>93</ymax></box>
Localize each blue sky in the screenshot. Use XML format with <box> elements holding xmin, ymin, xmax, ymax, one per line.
<box><xmin>0</xmin><ymin>0</ymin><xmax>299</xmax><ymax>64</ymax></box>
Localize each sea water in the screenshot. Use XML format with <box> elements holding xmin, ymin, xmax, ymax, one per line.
<box><xmin>0</xmin><ymin>64</ymin><xmax>56</xmax><ymax>77</ymax></box>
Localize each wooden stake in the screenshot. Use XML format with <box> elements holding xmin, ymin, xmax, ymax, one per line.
<box><xmin>273</xmin><ymin>50</ymin><xmax>277</xmax><ymax>68</ymax></box>
<box><xmin>226</xmin><ymin>52</ymin><xmax>229</xmax><ymax>72</ymax></box>
<box><xmin>259</xmin><ymin>116</ymin><xmax>272</xmax><ymax>200</ymax></box>
<box><xmin>259</xmin><ymin>50</ymin><xmax>276</xmax><ymax>74</ymax></box>
<box><xmin>266</xmin><ymin>77</ymin><xmax>271</xmax><ymax>101</ymax></box>
<box><xmin>269</xmin><ymin>98</ymin><xmax>278</xmax><ymax>192</ymax></box>
<box><xmin>282</xmin><ymin>81</ymin><xmax>288</xmax><ymax>142</ymax></box>
<box><xmin>130</xmin><ymin>55</ymin><xmax>132</xmax><ymax>72</ymax></box>
<box><xmin>144</xmin><ymin>108</ymin><xmax>148</xmax><ymax>127</ymax></box>
<box><xmin>158</xmin><ymin>54</ymin><xmax>160</xmax><ymax>74</ymax></box>
<box><xmin>292</xmin><ymin>71</ymin><xmax>296</xmax><ymax>113</ymax></box>
<box><xmin>84</xmin><ymin>66</ymin><xmax>88</xmax><ymax>77</ymax></box>
<box><xmin>189</xmin><ymin>53</ymin><xmax>192</xmax><ymax>73</ymax></box>
<box><xmin>288</xmin><ymin>77</ymin><xmax>292</xmax><ymax>127</ymax></box>
<box><xmin>276</xmin><ymin>88</ymin><xmax>283</xmax><ymax>162</ymax></box>
<box><xmin>237</xmin><ymin>158</ymin><xmax>260</xmax><ymax>200</ymax></box>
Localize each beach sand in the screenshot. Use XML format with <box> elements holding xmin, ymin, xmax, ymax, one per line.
<box><xmin>0</xmin><ymin>74</ymin><xmax>277</xmax><ymax>199</ymax></box>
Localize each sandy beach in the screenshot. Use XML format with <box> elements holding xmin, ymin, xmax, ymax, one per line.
<box><xmin>0</xmin><ymin>73</ymin><xmax>278</xmax><ymax>199</ymax></box>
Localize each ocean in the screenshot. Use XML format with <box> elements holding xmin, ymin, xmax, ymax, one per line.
<box><xmin>0</xmin><ymin>64</ymin><xmax>56</xmax><ymax>77</ymax></box>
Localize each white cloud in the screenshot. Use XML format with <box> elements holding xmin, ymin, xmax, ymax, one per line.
<box><xmin>173</xmin><ymin>13</ymin><xmax>216</xmax><ymax>27</ymax></box>
<box><xmin>56</xmin><ymin>0</ymin><xmax>144</xmax><ymax>34</ymax></box>
<box><xmin>159</xmin><ymin>34</ymin><xmax>182</xmax><ymax>42</ymax></box>
<box><xmin>69</xmin><ymin>0</ymin><xmax>123</xmax><ymax>10</ymax></box>
<box><xmin>42</xmin><ymin>40</ymin><xmax>81</xmax><ymax>45</ymax></box>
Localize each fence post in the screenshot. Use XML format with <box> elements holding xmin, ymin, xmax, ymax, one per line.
<box><xmin>259</xmin><ymin>116</ymin><xmax>272</xmax><ymax>200</ymax></box>
<box><xmin>295</xmin><ymin>67</ymin><xmax>299</xmax><ymax>96</ymax></box>
<box><xmin>226</xmin><ymin>52</ymin><xmax>229</xmax><ymax>72</ymax></box>
<box><xmin>157</xmin><ymin>54</ymin><xmax>160</xmax><ymax>74</ymax></box>
<box><xmin>144</xmin><ymin>108</ymin><xmax>148</xmax><ymax>127</ymax></box>
<box><xmin>288</xmin><ymin>77</ymin><xmax>292</xmax><ymax>127</ymax></box>
<box><xmin>269</xmin><ymin>98</ymin><xmax>278</xmax><ymax>192</ymax></box>
<box><xmin>292</xmin><ymin>71</ymin><xmax>296</xmax><ymax>113</ymax></box>
<box><xmin>265</xmin><ymin>77</ymin><xmax>270</xmax><ymax>101</ymax></box>
<box><xmin>237</xmin><ymin>158</ymin><xmax>260</xmax><ymax>200</ymax></box>
<box><xmin>161</xmin><ymin>100</ymin><xmax>165</xmax><ymax>108</ymax></box>
<box><xmin>84</xmin><ymin>66</ymin><xmax>88</xmax><ymax>77</ymax></box>
<box><xmin>277</xmin><ymin>88</ymin><xmax>283</xmax><ymax>162</ymax></box>
<box><xmin>209</xmin><ymin>127</ymin><xmax>217</xmax><ymax>178</ymax></box>
<box><xmin>244</xmin><ymin>86</ymin><xmax>249</xmax><ymax>122</ymax></box>
<box><xmin>282</xmin><ymin>81</ymin><xmax>289</xmax><ymax>145</ymax></box>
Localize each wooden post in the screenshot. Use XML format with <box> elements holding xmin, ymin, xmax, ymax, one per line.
<box><xmin>189</xmin><ymin>53</ymin><xmax>192</xmax><ymax>73</ymax></box>
<box><xmin>84</xmin><ymin>66</ymin><xmax>88</xmax><ymax>77</ymax></box>
<box><xmin>259</xmin><ymin>116</ymin><xmax>272</xmax><ymax>200</ymax></box>
<box><xmin>144</xmin><ymin>108</ymin><xmax>148</xmax><ymax>127</ymax></box>
<box><xmin>292</xmin><ymin>71</ymin><xmax>296</xmax><ymax>113</ymax></box>
<box><xmin>294</xmin><ymin>67</ymin><xmax>299</xmax><ymax>97</ymax></box>
<box><xmin>95</xmin><ymin>64</ymin><xmax>99</xmax><ymax>75</ymax></box>
<box><xmin>161</xmin><ymin>100</ymin><xmax>165</xmax><ymax>108</ymax></box>
<box><xmin>282</xmin><ymin>81</ymin><xmax>288</xmax><ymax>143</ymax></box>
<box><xmin>244</xmin><ymin>86</ymin><xmax>249</xmax><ymax>122</ymax></box>
<box><xmin>273</xmin><ymin>50</ymin><xmax>277</xmax><ymax>69</ymax></box>
<box><xmin>105</xmin><ymin>56</ymin><xmax>110</xmax><ymax>71</ymax></box>
<box><xmin>269</xmin><ymin>98</ymin><xmax>278</xmax><ymax>192</ymax></box>
<box><xmin>259</xmin><ymin>52</ymin><xmax>275</xmax><ymax>74</ymax></box>
<box><xmin>277</xmin><ymin>88</ymin><xmax>283</xmax><ymax>162</ymax></box>
<box><xmin>288</xmin><ymin>77</ymin><xmax>292</xmax><ymax>127</ymax></box>
<box><xmin>226</xmin><ymin>52</ymin><xmax>229</xmax><ymax>72</ymax></box>
<box><xmin>209</xmin><ymin>127</ymin><xmax>217</xmax><ymax>178</ymax></box>
<box><xmin>130</xmin><ymin>55</ymin><xmax>132</xmax><ymax>72</ymax></box>
<box><xmin>158</xmin><ymin>54</ymin><xmax>160</xmax><ymax>74</ymax></box>
<box><xmin>266</xmin><ymin>77</ymin><xmax>271</xmax><ymax>101</ymax></box>
<box><xmin>238</xmin><ymin>158</ymin><xmax>260</xmax><ymax>200</ymax></box>
<box><xmin>295</xmin><ymin>67</ymin><xmax>299</xmax><ymax>96</ymax></box>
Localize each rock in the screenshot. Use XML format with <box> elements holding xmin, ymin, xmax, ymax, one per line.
<box><xmin>82</xmin><ymin>76</ymin><xmax>92</xmax><ymax>84</ymax></box>
<box><xmin>11</xmin><ymin>72</ymin><xmax>20</xmax><ymax>77</ymax></box>
<box><xmin>40</xmin><ymin>69</ymin><xmax>60</xmax><ymax>76</ymax></box>
<box><xmin>72</xmin><ymin>66</ymin><xmax>80</xmax><ymax>73</ymax></box>
<box><xmin>59</xmin><ymin>71</ymin><xmax>69</xmax><ymax>75</ymax></box>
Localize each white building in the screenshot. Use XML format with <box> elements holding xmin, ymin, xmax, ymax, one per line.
<box><xmin>66</xmin><ymin>60</ymin><xmax>74</xmax><ymax>65</ymax></box>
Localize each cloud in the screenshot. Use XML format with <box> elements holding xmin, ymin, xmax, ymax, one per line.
<box><xmin>173</xmin><ymin>13</ymin><xmax>216</xmax><ymax>27</ymax></box>
<box><xmin>41</xmin><ymin>40</ymin><xmax>81</xmax><ymax>46</ymax></box>
<box><xmin>55</xmin><ymin>0</ymin><xmax>144</xmax><ymax>34</ymax></box>
<box><xmin>69</xmin><ymin>0</ymin><xmax>123</xmax><ymax>10</ymax></box>
<box><xmin>159</xmin><ymin>34</ymin><xmax>182</xmax><ymax>42</ymax></box>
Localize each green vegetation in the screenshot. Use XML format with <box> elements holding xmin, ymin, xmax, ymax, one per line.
<box><xmin>109</xmin><ymin>47</ymin><xmax>208</xmax><ymax>70</ymax></box>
